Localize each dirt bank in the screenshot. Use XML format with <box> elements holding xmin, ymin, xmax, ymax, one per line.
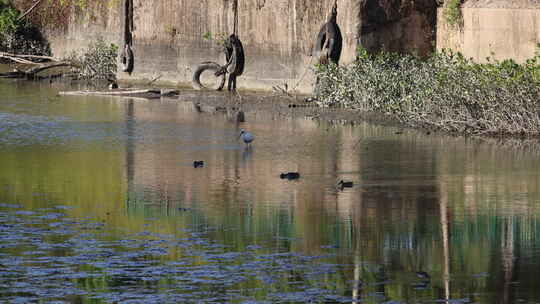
<box><xmin>157</xmin><ymin>89</ymin><xmax>405</xmax><ymax>130</ymax></box>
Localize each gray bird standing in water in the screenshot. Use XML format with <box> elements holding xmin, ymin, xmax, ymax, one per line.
<box><xmin>239</xmin><ymin>129</ymin><xmax>254</xmax><ymax>147</ymax></box>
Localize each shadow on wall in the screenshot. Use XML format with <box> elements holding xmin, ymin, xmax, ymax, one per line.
<box><xmin>359</xmin><ymin>0</ymin><xmax>438</xmax><ymax>57</ymax></box>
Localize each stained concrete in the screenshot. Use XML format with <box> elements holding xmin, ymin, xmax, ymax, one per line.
<box><xmin>14</xmin><ymin>0</ymin><xmax>538</xmax><ymax>92</ymax></box>
<box><xmin>118</xmin><ymin>0</ymin><xmax>363</xmax><ymax>93</ymax></box>
<box><xmin>437</xmin><ymin>2</ymin><xmax>540</xmax><ymax>63</ymax></box>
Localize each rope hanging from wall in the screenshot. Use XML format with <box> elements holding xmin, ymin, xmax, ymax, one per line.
<box><xmin>121</xmin><ymin>0</ymin><xmax>134</xmax><ymax>74</ymax></box>
<box><xmin>192</xmin><ymin>0</ymin><xmax>244</xmax><ymax>91</ymax></box>
<box><xmin>219</xmin><ymin>0</ymin><xmax>244</xmax><ymax>91</ymax></box>
<box><xmin>233</xmin><ymin>0</ymin><xmax>239</xmax><ymax>36</ymax></box>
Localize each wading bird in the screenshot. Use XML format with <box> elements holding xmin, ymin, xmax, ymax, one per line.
<box><xmin>239</xmin><ymin>129</ymin><xmax>254</xmax><ymax>147</ymax></box>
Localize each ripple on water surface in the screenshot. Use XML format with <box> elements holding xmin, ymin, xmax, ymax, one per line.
<box><xmin>0</xmin><ymin>112</ymin><xmax>126</xmax><ymax>148</ymax></box>
<box><xmin>0</xmin><ymin>205</ymin><xmax>377</xmax><ymax>303</ymax></box>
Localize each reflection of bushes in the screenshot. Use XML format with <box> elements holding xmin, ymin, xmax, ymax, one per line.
<box><xmin>315</xmin><ymin>47</ymin><xmax>540</xmax><ymax>136</ymax></box>
<box><xmin>0</xmin><ymin>0</ymin><xmax>50</xmax><ymax>56</ymax></box>
<box><xmin>65</xmin><ymin>38</ymin><xmax>118</xmax><ymax>80</ymax></box>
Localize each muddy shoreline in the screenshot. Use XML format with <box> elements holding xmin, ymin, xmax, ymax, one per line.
<box><xmin>63</xmin><ymin>87</ymin><xmax>406</xmax><ymax>130</ymax></box>
<box><xmin>161</xmin><ymin>89</ymin><xmax>540</xmax><ymax>143</ymax></box>
<box><xmin>190</xmin><ymin>91</ymin><xmax>404</xmax><ymax>128</ymax></box>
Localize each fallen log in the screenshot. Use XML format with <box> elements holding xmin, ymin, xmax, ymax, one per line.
<box><xmin>19</xmin><ymin>62</ymin><xmax>72</xmax><ymax>75</ymax></box>
<box><xmin>0</xmin><ymin>52</ymin><xmax>59</xmax><ymax>64</ymax></box>
<box><xmin>59</xmin><ymin>88</ymin><xmax>180</xmax><ymax>98</ymax></box>
<box><xmin>59</xmin><ymin>89</ymin><xmax>159</xmax><ymax>96</ymax></box>
<box><xmin>0</xmin><ymin>54</ymin><xmax>35</xmax><ymax>65</ymax></box>
<box><xmin>0</xmin><ymin>62</ymin><xmax>74</xmax><ymax>79</ymax></box>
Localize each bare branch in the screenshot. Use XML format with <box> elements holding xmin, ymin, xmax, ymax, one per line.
<box><xmin>18</xmin><ymin>0</ymin><xmax>44</xmax><ymax>21</ymax></box>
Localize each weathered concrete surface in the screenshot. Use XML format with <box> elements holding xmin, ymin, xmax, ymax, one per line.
<box><xmin>121</xmin><ymin>0</ymin><xmax>436</xmax><ymax>92</ymax></box>
<box><xmin>119</xmin><ymin>0</ymin><xmax>363</xmax><ymax>93</ymax></box>
<box><xmin>12</xmin><ymin>1</ymin><xmax>123</xmax><ymax>58</ymax></box>
<box><xmin>16</xmin><ymin>0</ymin><xmax>539</xmax><ymax>92</ymax></box>
<box><xmin>15</xmin><ymin>0</ymin><xmax>439</xmax><ymax>93</ymax></box>
<box><xmin>359</xmin><ymin>0</ymin><xmax>438</xmax><ymax>56</ymax></box>
<box><xmin>437</xmin><ymin>1</ymin><xmax>540</xmax><ymax>63</ymax></box>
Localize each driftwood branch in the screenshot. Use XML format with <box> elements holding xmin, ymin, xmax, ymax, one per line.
<box><xmin>0</xmin><ymin>53</ymin><xmax>36</xmax><ymax>65</ymax></box>
<box><xmin>59</xmin><ymin>89</ymin><xmax>161</xmax><ymax>96</ymax></box>
<box><xmin>21</xmin><ymin>62</ymin><xmax>72</xmax><ymax>75</ymax></box>
<box><xmin>0</xmin><ymin>52</ymin><xmax>60</xmax><ymax>64</ymax></box>
<box><xmin>59</xmin><ymin>88</ymin><xmax>180</xmax><ymax>98</ymax></box>
<box><xmin>0</xmin><ymin>62</ymin><xmax>74</xmax><ymax>79</ymax></box>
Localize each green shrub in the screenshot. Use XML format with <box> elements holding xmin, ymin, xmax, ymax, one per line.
<box><xmin>315</xmin><ymin>47</ymin><xmax>540</xmax><ymax>136</ymax></box>
<box><xmin>0</xmin><ymin>0</ymin><xmax>19</xmax><ymax>34</ymax></box>
<box><xmin>443</xmin><ymin>0</ymin><xmax>463</xmax><ymax>29</ymax></box>
<box><xmin>0</xmin><ymin>0</ymin><xmax>51</xmax><ymax>56</ymax></box>
<box><xmin>65</xmin><ymin>38</ymin><xmax>118</xmax><ymax>80</ymax></box>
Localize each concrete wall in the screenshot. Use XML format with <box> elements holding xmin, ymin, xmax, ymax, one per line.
<box><xmin>24</xmin><ymin>0</ymin><xmax>538</xmax><ymax>92</ymax></box>
<box><xmin>118</xmin><ymin>0</ymin><xmax>366</xmax><ymax>92</ymax></box>
<box><xmin>437</xmin><ymin>2</ymin><xmax>540</xmax><ymax>63</ymax></box>
<box><xmin>31</xmin><ymin>0</ymin><xmax>436</xmax><ymax>93</ymax></box>
<box><xmin>35</xmin><ymin>1</ymin><xmax>122</xmax><ymax>58</ymax></box>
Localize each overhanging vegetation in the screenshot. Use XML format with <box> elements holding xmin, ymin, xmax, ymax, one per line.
<box><xmin>315</xmin><ymin>47</ymin><xmax>540</xmax><ymax>136</ymax></box>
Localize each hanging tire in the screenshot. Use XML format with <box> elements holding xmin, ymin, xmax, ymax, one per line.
<box><xmin>121</xmin><ymin>44</ymin><xmax>134</xmax><ymax>73</ymax></box>
<box><xmin>312</xmin><ymin>21</ymin><xmax>342</xmax><ymax>65</ymax></box>
<box><xmin>312</xmin><ymin>23</ymin><xmax>327</xmax><ymax>59</ymax></box>
<box><xmin>192</xmin><ymin>61</ymin><xmax>226</xmax><ymax>91</ymax></box>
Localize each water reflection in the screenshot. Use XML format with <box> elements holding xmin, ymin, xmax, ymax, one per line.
<box><xmin>1</xmin><ymin>80</ymin><xmax>540</xmax><ymax>303</ymax></box>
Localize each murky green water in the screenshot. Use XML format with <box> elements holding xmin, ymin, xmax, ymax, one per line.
<box><xmin>1</xmin><ymin>78</ymin><xmax>540</xmax><ymax>303</ymax></box>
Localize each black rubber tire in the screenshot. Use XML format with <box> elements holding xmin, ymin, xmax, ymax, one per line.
<box><xmin>312</xmin><ymin>23</ymin><xmax>327</xmax><ymax>59</ymax></box>
<box><xmin>121</xmin><ymin>44</ymin><xmax>134</xmax><ymax>73</ymax></box>
<box><xmin>192</xmin><ymin>61</ymin><xmax>226</xmax><ymax>91</ymax></box>
<box><xmin>312</xmin><ymin>22</ymin><xmax>342</xmax><ymax>65</ymax></box>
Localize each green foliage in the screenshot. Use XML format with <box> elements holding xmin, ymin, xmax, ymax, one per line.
<box><xmin>202</xmin><ymin>31</ymin><xmax>228</xmax><ymax>47</ymax></box>
<box><xmin>0</xmin><ymin>1</ymin><xmax>19</xmax><ymax>34</ymax></box>
<box><xmin>202</xmin><ymin>31</ymin><xmax>212</xmax><ymax>40</ymax></box>
<box><xmin>315</xmin><ymin>47</ymin><xmax>540</xmax><ymax>136</ymax></box>
<box><xmin>0</xmin><ymin>1</ymin><xmax>50</xmax><ymax>55</ymax></box>
<box><xmin>443</xmin><ymin>0</ymin><xmax>463</xmax><ymax>29</ymax></box>
<box><xmin>66</xmin><ymin>38</ymin><xmax>118</xmax><ymax>80</ymax></box>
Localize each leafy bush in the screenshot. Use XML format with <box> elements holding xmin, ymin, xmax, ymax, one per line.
<box><xmin>0</xmin><ymin>0</ymin><xmax>50</xmax><ymax>56</ymax></box>
<box><xmin>315</xmin><ymin>47</ymin><xmax>540</xmax><ymax>136</ymax></box>
<box><xmin>443</xmin><ymin>0</ymin><xmax>463</xmax><ymax>29</ymax></box>
<box><xmin>66</xmin><ymin>38</ymin><xmax>118</xmax><ymax>80</ymax></box>
<box><xmin>0</xmin><ymin>0</ymin><xmax>18</xmax><ymax>34</ymax></box>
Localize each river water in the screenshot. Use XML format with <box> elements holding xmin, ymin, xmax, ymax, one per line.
<box><xmin>0</xmin><ymin>78</ymin><xmax>540</xmax><ymax>303</ymax></box>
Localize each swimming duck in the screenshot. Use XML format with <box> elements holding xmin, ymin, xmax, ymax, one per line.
<box><xmin>280</xmin><ymin>172</ymin><xmax>300</xmax><ymax>180</ymax></box>
<box><xmin>337</xmin><ymin>180</ymin><xmax>353</xmax><ymax>189</ymax></box>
